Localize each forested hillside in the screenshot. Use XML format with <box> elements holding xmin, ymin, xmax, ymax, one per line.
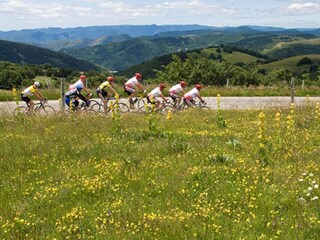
<box><xmin>0</xmin><ymin>40</ymin><xmax>99</xmax><ymax>71</ymax></box>
<box><xmin>61</xmin><ymin>30</ymin><xmax>320</xmax><ymax>71</ymax></box>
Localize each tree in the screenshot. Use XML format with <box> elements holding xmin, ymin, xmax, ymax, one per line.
<box><xmin>296</xmin><ymin>57</ymin><xmax>313</xmax><ymax>66</ymax></box>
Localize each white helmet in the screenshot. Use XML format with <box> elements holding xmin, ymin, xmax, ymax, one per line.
<box><xmin>34</xmin><ymin>82</ymin><xmax>40</xmax><ymax>87</ymax></box>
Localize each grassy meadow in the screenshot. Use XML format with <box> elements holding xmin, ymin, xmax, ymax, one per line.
<box><xmin>262</xmin><ymin>54</ymin><xmax>320</xmax><ymax>74</ymax></box>
<box><xmin>0</xmin><ymin>101</ymin><xmax>319</xmax><ymax>239</ymax></box>
<box><xmin>1</xmin><ymin>84</ymin><xmax>320</xmax><ymax>102</ymax></box>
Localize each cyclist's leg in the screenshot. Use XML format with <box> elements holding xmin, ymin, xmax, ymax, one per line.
<box><xmin>77</xmin><ymin>91</ymin><xmax>87</xmax><ymax>102</ymax></box>
<box><xmin>177</xmin><ymin>95</ymin><xmax>183</xmax><ymax>105</ymax></box>
<box><xmin>28</xmin><ymin>100</ymin><xmax>35</xmax><ymax>113</ymax></box>
<box><xmin>19</xmin><ymin>95</ymin><xmax>31</xmax><ymax>114</ymax></box>
<box><xmin>97</xmin><ymin>89</ymin><xmax>108</xmax><ymax>112</ymax></box>
<box><xmin>21</xmin><ymin>94</ymin><xmax>31</xmax><ymax>106</ymax></box>
<box><xmin>184</xmin><ymin>97</ymin><xmax>194</xmax><ymax>108</ymax></box>
<box><xmin>169</xmin><ymin>93</ymin><xmax>178</xmax><ymax>108</ymax></box>
<box><xmin>128</xmin><ymin>90</ymin><xmax>137</xmax><ymax>109</ymax></box>
<box><xmin>21</xmin><ymin>94</ymin><xmax>34</xmax><ymax>113</ymax></box>
<box><xmin>65</xmin><ymin>89</ymin><xmax>78</xmax><ymax>111</ymax></box>
<box><xmin>125</xmin><ymin>86</ymin><xmax>136</xmax><ymax>109</ymax></box>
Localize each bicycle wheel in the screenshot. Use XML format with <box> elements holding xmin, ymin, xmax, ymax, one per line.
<box><xmin>137</xmin><ymin>98</ymin><xmax>147</xmax><ymax>109</ymax></box>
<box><xmin>88</xmin><ymin>99</ymin><xmax>99</xmax><ymax>107</ymax></box>
<box><xmin>90</xmin><ymin>103</ymin><xmax>102</xmax><ymax>112</ymax></box>
<box><xmin>138</xmin><ymin>103</ymin><xmax>152</xmax><ymax>113</ymax></box>
<box><xmin>158</xmin><ymin>103</ymin><xmax>174</xmax><ymax>114</ymax></box>
<box><xmin>199</xmin><ymin>106</ymin><xmax>210</xmax><ymax>110</ymax></box>
<box><xmin>117</xmin><ymin>103</ymin><xmax>130</xmax><ymax>113</ymax></box>
<box><xmin>14</xmin><ymin>106</ymin><xmax>29</xmax><ymax>116</ymax></box>
<box><xmin>38</xmin><ymin>106</ymin><xmax>56</xmax><ymax>115</ymax></box>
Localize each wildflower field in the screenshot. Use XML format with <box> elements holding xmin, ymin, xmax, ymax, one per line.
<box><xmin>0</xmin><ymin>103</ymin><xmax>319</xmax><ymax>239</ymax></box>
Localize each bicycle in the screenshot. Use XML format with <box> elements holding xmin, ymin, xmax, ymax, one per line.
<box><xmin>90</xmin><ymin>97</ymin><xmax>130</xmax><ymax>114</ymax></box>
<box><xmin>125</xmin><ymin>93</ymin><xmax>147</xmax><ymax>112</ymax></box>
<box><xmin>138</xmin><ymin>99</ymin><xmax>174</xmax><ymax>114</ymax></box>
<box><xmin>64</xmin><ymin>98</ymin><xmax>97</xmax><ymax>115</ymax></box>
<box><xmin>175</xmin><ymin>100</ymin><xmax>210</xmax><ymax>111</ymax></box>
<box><xmin>61</xmin><ymin>92</ymin><xmax>98</xmax><ymax>115</ymax></box>
<box><xmin>14</xmin><ymin>100</ymin><xmax>56</xmax><ymax>116</ymax></box>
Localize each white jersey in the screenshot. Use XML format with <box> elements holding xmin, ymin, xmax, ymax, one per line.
<box><xmin>148</xmin><ymin>87</ymin><xmax>162</xmax><ymax>98</ymax></box>
<box><xmin>69</xmin><ymin>79</ymin><xmax>84</xmax><ymax>91</ymax></box>
<box><xmin>125</xmin><ymin>77</ymin><xmax>139</xmax><ymax>88</ymax></box>
<box><xmin>169</xmin><ymin>84</ymin><xmax>183</xmax><ymax>94</ymax></box>
<box><xmin>184</xmin><ymin>88</ymin><xmax>199</xmax><ymax>100</ymax></box>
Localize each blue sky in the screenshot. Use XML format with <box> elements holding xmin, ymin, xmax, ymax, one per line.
<box><xmin>0</xmin><ymin>0</ymin><xmax>319</xmax><ymax>31</ymax></box>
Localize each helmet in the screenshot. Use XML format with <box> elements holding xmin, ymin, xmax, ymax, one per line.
<box><xmin>180</xmin><ymin>81</ymin><xmax>187</xmax><ymax>87</ymax></box>
<box><xmin>135</xmin><ymin>73</ymin><xmax>142</xmax><ymax>80</ymax></box>
<box><xmin>195</xmin><ymin>84</ymin><xmax>202</xmax><ymax>90</ymax></box>
<box><xmin>107</xmin><ymin>76</ymin><xmax>115</xmax><ymax>82</ymax></box>
<box><xmin>80</xmin><ymin>75</ymin><xmax>87</xmax><ymax>80</ymax></box>
<box><xmin>159</xmin><ymin>83</ymin><xmax>166</xmax><ymax>90</ymax></box>
<box><xmin>34</xmin><ymin>82</ymin><xmax>40</xmax><ymax>87</ymax></box>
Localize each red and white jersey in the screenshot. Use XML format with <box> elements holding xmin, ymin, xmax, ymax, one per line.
<box><xmin>184</xmin><ymin>88</ymin><xmax>199</xmax><ymax>100</ymax></box>
<box><xmin>148</xmin><ymin>87</ymin><xmax>162</xmax><ymax>98</ymax></box>
<box><xmin>125</xmin><ymin>77</ymin><xmax>139</xmax><ymax>88</ymax></box>
<box><xmin>169</xmin><ymin>84</ymin><xmax>183</xmax><ymax>94</ymax></box>
<box><xmin>69</xmin><ymin>79</ymin><xmax>84</xmax><ymax>90</ymax></box>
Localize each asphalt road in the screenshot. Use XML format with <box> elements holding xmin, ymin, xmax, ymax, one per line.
<box><xmin>1</xmin><ymin>96</ymin><xmax>320</xmax><ymax>114</ymax></box>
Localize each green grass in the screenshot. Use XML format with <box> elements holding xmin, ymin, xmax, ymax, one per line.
<box><xmin>34</xmin><ymin>76</ymin><xmax>57</xmax><ymax>87</ymax></box>
<box><xmin>0</xmin><ymin>105</ymin><xmax>319</xmax><ymax>239</ymax></box>
<box><xmin>261</xmin><ymin>54</ymin><xmax>320</xmax><ymax>73</ymax></box>
<box><xmin>200</xmin><ymin>48</ymin><xmax>260</xmax><ymax>63</ymax></box>
<box><xmin>272</xmin><ymin>38</ymin><xmax>320</xmax><ymax>49</ymax></box>
<box><xmin>2</xmin><ymin>85</ymin><xmax>320</xmax><ymax>102</ymax></box>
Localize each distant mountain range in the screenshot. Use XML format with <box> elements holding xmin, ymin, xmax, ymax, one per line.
<box><xmin>0</xmin><ymin>25</ymin><xmax>213</xmax><ymax>46</ymax></box>
<box><xmin>0</xmin><ymin>25</ymin><xmax>320</xmax><ymax>72</ymax></box>
<box><xmin>0</xmin><ymin>25</ymin><xmax>319</xmax><ymax>50</ymax></box>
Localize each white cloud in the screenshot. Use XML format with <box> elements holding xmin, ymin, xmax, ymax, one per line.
<box><xmin>0</xmin><ymin>0</ymin><xmax>319</xmax><ymax>30</ymax></box>
<box><xmin>287</xmin><ymin>1</ymin><xmax>320</xmax><ymax>13</ymax></box>
<box><xmin>97</xmin><ymin>1</ymin><xmax>236</xmax><ymax>18</ymax></box>
<box><xmin>0</xmin><ymin>0</ymin><xmax>93</xmax><ymax>18</ymax></box>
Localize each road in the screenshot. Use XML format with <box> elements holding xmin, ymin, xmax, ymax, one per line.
<box><xmin>1</xmin><ymin>96</ymin><xmax>320</xmax><ymax>114</ymax></box>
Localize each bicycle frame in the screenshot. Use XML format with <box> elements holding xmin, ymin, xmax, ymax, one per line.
<box><xmin>14</xmin><ymin>100</ymin><xmax>55</xmax><ymax>116</ymax></box>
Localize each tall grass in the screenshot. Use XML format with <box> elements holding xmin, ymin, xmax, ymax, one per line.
<box><xmin>1</xmin><ymin>85</ymin><xmax>320</xmax><ymax>101</ymax></box>
<box><xmin>0</xmin><ymin>105</ymin><xmax>319</xmax><ymax>239</ymax></box>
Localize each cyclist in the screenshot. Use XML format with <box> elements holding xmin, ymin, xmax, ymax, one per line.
<box><xmin>96</xmin><ymin>76</ymin><xmax>120</xmax><ymax>113</ymax></box>
<box><xmin>183</xmin><ymin>84</ymin><xmax>205</xmax><ymax>108</ymax></box>
<box><xmin>21</xmin><ymin>81</ymin><xmax>46</xmax><ymax>113</ymax></box>
<box><xmin>65</xmin><ymin>75</ymin><xmax>92</xmax><ymax>109</ymax></box>
<box><xmin>147</xmin><ymin>83</ymin><xmax>168</xmax><ymax>110</ymax></box>
<box><xmin>124</xmin><ymin>73</ymin><xmax>146</xmax><ymax>109</ymax></box>
<box><xmin>169</xmin><ymin>81</ymin><xmax>187</xmax><ymax>107</ymax></box>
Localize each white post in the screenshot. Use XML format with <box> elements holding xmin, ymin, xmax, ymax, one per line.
<box><xmin>61</xmin><ymin>78</ymin><xmax>65</xmax><ymax>112</ymax></box>
<box><xmin>291</xmin><ymin>77</ymin><xmax>295</xmax><ymax>104</ymax></box>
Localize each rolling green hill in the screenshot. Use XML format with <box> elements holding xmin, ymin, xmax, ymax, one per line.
<box><xmin>117</xmin><ymin>47</ymin><xmax>262</xmax><ymax>78</ymax></box>
<box><xmin>62</xmin><ymin>30</ymin><xmax>319</xmax><ymax>71</ymax></box>
<box><xmin>230</xmin><ymin>35</ymin><xmax>320</xmax><ymax>59</ymax></box>
<box><xmin>118</xmin><ymin>46</ymin><xmax>320</xmax><ymax>79</ymax></box>
<box><xmin>0</xmin><ymin>40</ymin><xmax>99</xmax><ymax>71</ymax></box>
<box><xmin>261</xmin><ymin>54</ymin><xmax>320</xmax><ymax>73</ymax></box>
<box><xmin>61</xmin><ymin>32</ymin><xmax>267</xmax><ymax>71</ymax></box>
